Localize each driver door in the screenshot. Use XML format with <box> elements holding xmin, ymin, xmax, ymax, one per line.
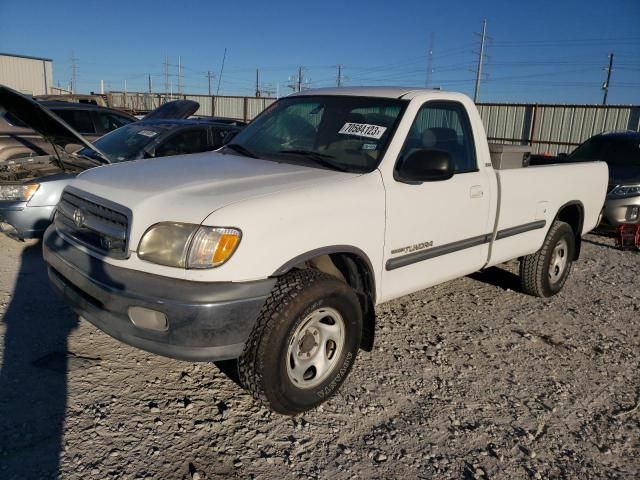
<box><xmin>381</xmin><ymin>101</ymin><xmax>493</xmax><ymax>301</ymax></box>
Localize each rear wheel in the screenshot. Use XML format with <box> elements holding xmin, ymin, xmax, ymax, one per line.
<box><xmin>238</xmin><ymin>269</ymin><xmax>362</xmax><ymax>415</ymax></box>
<box><xmin>520</xmin><ymin>220</ymin><xmax>575</xmax><ymax>297</ymax></box>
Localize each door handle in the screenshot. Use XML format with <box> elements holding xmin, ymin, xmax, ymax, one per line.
<box><xmin>470</xmin><ymin>185</ymin><xmax>484</xmax><ymax>198</ymax></box>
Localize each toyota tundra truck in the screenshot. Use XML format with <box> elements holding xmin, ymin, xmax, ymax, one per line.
<box><xmin>43</xmin><ymin>87</ymin><xmax>608</xmax><ymax>414</ymax></box>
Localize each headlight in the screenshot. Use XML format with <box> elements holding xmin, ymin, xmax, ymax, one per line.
<box><xmin>0</xmin><ymin>183</ymin><xmax>39</xmax><ymax>201</ymax></box>
<box><xmin>609</xmin><ymin>184</ymin><xmax>640</xmax><ymax>198</ymax></box>
<box><xmin>138</xmin><ymin>222</ymin><xmax>241</xmax><ymax>269</ymax></box>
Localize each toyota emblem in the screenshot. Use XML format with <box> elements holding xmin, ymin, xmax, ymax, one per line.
<box><xmin>73</xmin><ymin>208</ymin><xmax>86</xmax><ymax>228</ymax></box>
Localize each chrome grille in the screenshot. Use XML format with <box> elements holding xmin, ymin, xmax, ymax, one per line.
<box><xmin>56</xmin><ymin>190</ymin><xmax>130</xmax><ymax>257</ymax></box>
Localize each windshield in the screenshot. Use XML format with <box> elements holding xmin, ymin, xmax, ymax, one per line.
<box><xmin>227</xmin><ymin>95</ymin><xmax>407</xmax><ymax>173</ymax></box>
<box><xmin>79</xmin><ymin>123</ymin><xmax>169</xmax><ymax>162</ymax></box>
<box><xmin>570</xmin><ymin>135</ymin><xmax>640</xmax><ymax>167</ymax></box>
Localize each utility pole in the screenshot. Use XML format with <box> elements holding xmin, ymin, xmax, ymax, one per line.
<box><xmin>473</xmin><ymin>19</ymin><xmax>487</xmax><ymax>102</ymax></box>
<box><xmin>337</xmin><ymin>64</ymin><xmax>343</xmax><ymax>87</ymax></box>
<box><xmin>163</xmin><ymin>55</ymin><xmax>169</xmax><ymax>98</ymax></box>
<box><xmin>206</xmin><ymin>70</ymin><xmax>214</xmax><ymax>96</ymax></box>
<box><xmin>298</xmin><ymin>66</ymin><xmax>303</xmax><ymax>92</ymax></box>
<box><xmin>70</xmin><ymin>51</ymin><xmax>78</xmax><ymax>94</ymax></box>
<box><xmin>100</xmin><ymin>79</ymin><xmax>104</xmax><ymax>94</ymax></box>
<box><xmin>426</xmin><ymin>33</ymin><xmax>435</xmax><ymax>87</ymax></box>
<box><xmin>216</xmin><ymin>48</ymin><xmax>227</xmax><ymax>96</ymax></box>
<box><xmin>148</xmin><ymin>74</ymin><xmax>152</xmax><ymax>93</ymax></box>
<box><xmin>602</xmin><ymin>53</ymin><xmax>614</xmax><ymax>105</ymax></box>
<box><xmin>255</xmin><ymin>68</ymin><xmax>261</xmax><ymax>97</ymax></box>
<box><xmin>177</xmin><ymin>56</ymin><xmax>183</xmax><ymax>95</ymax></box>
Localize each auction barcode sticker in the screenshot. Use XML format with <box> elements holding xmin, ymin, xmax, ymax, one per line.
<box><xmin>137</xmin><ymin>130</ymin><xmax>158</xmax><ymax>137</ymax></box>
<box><xmin>338</xmin><ymin>122</ymin><xmax>387</xmax><ymax>139</ymax></box>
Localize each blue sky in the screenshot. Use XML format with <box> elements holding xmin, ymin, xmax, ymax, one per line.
<box><xmin>1</xmin><ymin>0</ymin><xmax>638</xmax><ymax>103</ymax></box>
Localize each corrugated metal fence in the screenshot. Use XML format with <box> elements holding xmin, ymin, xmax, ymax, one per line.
<box><xmin>478</xmin><ymin>103</ymin><xmax>640</xmax><ymax>154</ymax></box>
<box><xmin>108</xmin><ymin>92</ymin><xmax>639</xmax><ymax>153</ymax></box>
<box><xmin>107</xmin><ymin>92</ymin><xmax>276</xmax><ymax>122</ymax></box>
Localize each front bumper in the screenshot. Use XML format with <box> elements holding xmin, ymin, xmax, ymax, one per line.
<box><xmin>600</xmin><ymin>195</ymin><xmax>640</xmax><ymax>227</ymax></box>
<box><xmin>43</xmin><ymin>226</ymin><xmax>276</xmax><ymax>361</ymax></box>
<box><xmin>0</xmin><ymin>201</ymin><xmax>55</xmax><ymax>239</ymax></box>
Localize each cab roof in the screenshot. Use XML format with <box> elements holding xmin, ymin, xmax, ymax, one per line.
<box><xmin>291</xmin><ymin>86</ymin><xmax>444</xmax><ymax>99</ymax></box>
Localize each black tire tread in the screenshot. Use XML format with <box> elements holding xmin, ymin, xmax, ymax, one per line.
<box><xmin>520</xmin><ymin>220</ymin><xmax>572</xmax><ymax>297</ymax></box>
<box><xmin>238</xmin><ymin>269</ymin><xmax>339</xmax><ymax>409</ymax></box>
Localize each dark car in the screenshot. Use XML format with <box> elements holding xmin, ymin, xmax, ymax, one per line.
<box><xmin>0</xmin><ymin>86</ymin><xmax>242</xmax><ymax>239</ymax></box>
<box><xmin>567</xmin><ymin>131</ymin><xmax>640</xmax><ymax>227</ymax></box>
<box><xmin>0</xmin><ymin>99</ymin><xmax>136</xmax><ymax>162</ymax></box>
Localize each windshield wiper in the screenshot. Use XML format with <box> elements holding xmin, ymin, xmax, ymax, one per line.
<box><xmin>225</xmin><ymin>143</ymin><xmax>260</xmax><ymax>159</ymax></box>
<box><xmin>278</xmin><ymin>149</ymin><xmax>349</xmax><ymax>172</ymax></box>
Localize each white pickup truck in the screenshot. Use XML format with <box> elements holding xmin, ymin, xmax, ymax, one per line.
<box><xmin>43</xmin><ymin>87</ymin><xmax>608</xmax><ymax>414</ymax></box>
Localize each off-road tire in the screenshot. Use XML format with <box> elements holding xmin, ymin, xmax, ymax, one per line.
<box><xmin>520</xmin><ymin>220</ymin><xmax>575</xmax><ymax>297</ymax></box>
<box><xmin>238</xmin><ymin>269</ymin><xmax>362</xmax><ymax>415</ymax></box>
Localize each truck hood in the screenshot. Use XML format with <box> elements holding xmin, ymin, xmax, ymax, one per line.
<box><xmin>141</xmin><ymin>99</ymin><xmax>199</xmax><ymax>120</ymax></box>
<box><xmin>71</xmin><ymin>151</ymin><xmax>353</xmax><ymax>238</ymax></box>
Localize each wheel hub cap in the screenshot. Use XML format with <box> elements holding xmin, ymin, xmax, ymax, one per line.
<box><xmin>549</xmin><ymin>238</ymin><xmax>569</xmax><ymax>284</ymax></box>
<box><xmin>286</xmin><ymin>307</ymin><xmax>345</xmax><ymax>389</ymax></box>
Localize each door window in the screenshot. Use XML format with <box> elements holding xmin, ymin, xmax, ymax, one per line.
<box><xmin>95</xmin><ymin>112</ymin><xmax>133</xmax><ymax>133</ymax></box>
<box><xmin>397</xmin><ymin>102</ymin><xmax>476</xmax><ymax>173</ymax></box>
<box><xmin>53</xmin><ymin>109</ymin><xmax>96</xmax><ymax>134</ymax></box>
<box><xmin>155</xmin><ymin>128</ymin><xmax>209</xmax><ymax>157</ymax></box>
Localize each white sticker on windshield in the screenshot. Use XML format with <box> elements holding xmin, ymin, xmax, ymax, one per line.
<box><xmin>339</xmin><ymin>122</ymin><xmax>387</xmax><ymax>139</ymax></box>
<box><xmin>137</xmin><ymin>130</ymin><xmax>158</xmax><ymax>138</ymax></box>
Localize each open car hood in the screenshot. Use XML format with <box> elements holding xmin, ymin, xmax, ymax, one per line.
<box><xmin>141</xmin><ymin>99</ymin><xmax>199</xmax><ymax>120</ymax></box>
<box><xmin>0</xmin><ymin>85</ymin><xmax>108</xmax><ymax>163</ymax></box>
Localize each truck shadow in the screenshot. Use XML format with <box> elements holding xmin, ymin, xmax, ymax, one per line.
<box><xmin>468</xmin><ymin>266</ymin><xmax>523</xmax><ymax>293</ymax></box>
<box><xmin>0</xmin><ymin>240</ymin><xmax>78</xmax><ymax>479</ymax></box>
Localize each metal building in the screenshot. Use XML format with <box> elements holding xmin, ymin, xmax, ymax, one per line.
<box><xmin>0</xmin><ymin>52</ymin><xmax>53</xmax><ymax>96</ymax></box>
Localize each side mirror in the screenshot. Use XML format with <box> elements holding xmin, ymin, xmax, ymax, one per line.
<box><xmin>397</xmin><ymin>149</ymin><xmax>454</xmax><ymax>183</ymax></box>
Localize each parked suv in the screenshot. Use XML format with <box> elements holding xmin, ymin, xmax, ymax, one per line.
<box><xmin>0</xmin><ymin>98</ymin><xmax>136</xmax><ymax>162</ymax></box>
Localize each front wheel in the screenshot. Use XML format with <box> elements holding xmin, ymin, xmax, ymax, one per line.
<box><xmin>238</xmin><ymin>269</ymin><xmax>362</xmax><ymax>415</ymax></box>
<box><xmin>520</xmin><ymin>220</ymin><xmax>575</xmax><ymax>297</ymax></box>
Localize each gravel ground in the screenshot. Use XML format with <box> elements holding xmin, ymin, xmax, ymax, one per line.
<box><xmin>0</xmin><ymin>233</ymin><xmax>638</xmax><ymax>479</ymax></box>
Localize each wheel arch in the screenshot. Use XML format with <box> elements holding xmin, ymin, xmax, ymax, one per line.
<box><xmin>273</xmin><ymin>245</ymin><xmax>377</xmax><ymax>352</ymax></box>
<box><xmin>553</xmin><ymin>200</ymin><xmax>585</xmax><ymax>260</ymax></box>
